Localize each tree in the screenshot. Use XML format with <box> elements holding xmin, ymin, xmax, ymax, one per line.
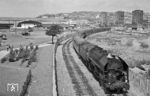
<box><xmin>46</xmin><ymin>24</ymin><xmax>63</xmax><ymax>44</ymax></box>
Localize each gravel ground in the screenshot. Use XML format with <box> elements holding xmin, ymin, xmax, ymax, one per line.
<box><xmin>56</xmin><ymin>41</ymin><xmax>106</xmax><ymax>96</ymax></box>
<box><xmin>56</xmin><ymin>45</ymin><xmax>76</xmax><ymax>96</ymax></box>
<box><xmin>69</xmin><ymin>42</ymin><xmax>105</xmax><ymax>96</ymax></box>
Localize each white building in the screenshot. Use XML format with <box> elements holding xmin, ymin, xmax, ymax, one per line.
<box><xmin>20</xmin><ymin>23</ymin><xmax>36</xmax><ymax>28</ymax></box>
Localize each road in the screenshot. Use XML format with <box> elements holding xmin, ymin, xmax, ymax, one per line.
<box><xmin>27</xmin><ymin>45</ymin><xmax>54</xmax><ymax>96</ymax></box>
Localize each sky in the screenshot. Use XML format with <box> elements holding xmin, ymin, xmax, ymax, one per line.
<box><xmin>0</xmin><ymin>0</ymin><xmax>150</xmax><ymax>17</ymax></box>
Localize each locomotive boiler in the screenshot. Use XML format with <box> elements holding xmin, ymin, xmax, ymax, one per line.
<box><xmin>73</xmin><ymin>36</ymin><xmax>129</xmax><ymax>95</ymax></box>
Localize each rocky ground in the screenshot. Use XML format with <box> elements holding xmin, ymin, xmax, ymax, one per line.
<box><xmin>56</xmin><ymin>45</ymin><xmax>76</xmax><ymax>96</ymax></box>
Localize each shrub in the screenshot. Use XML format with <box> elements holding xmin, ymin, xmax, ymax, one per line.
<box><xmin>140</xmin><ymin>42</ymin><xmax>149</xmax><ymax>48</ymax></box>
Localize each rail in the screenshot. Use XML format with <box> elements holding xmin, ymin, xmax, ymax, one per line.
<box><xmin>62</xmin><ymin>40</ymin><xmax>99</xmax><ymax>96</ymax></box>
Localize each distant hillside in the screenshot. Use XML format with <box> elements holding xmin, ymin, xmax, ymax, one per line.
<box><xmin>36</xmin><ymin>13</ymin><xmax>67</xmax><ymax>18</ymax></box>
<box><xmin>36</xmin><ymin>11</ymin><xmax>101</xmax><ymax>20</ymax></box>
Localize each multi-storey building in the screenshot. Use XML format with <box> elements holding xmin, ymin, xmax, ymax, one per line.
<box><xmin>132</xmin><ymin>10</ymin><xmax>144</xmax><ymax>26</ymax></box>
<box><xmin>124</xmin><ymin>12</ymin><xmax>132</xmax><ymax>25</ymax></box>
<box><xmin>107</xmin><ymin>12</ymin><xmax>116</xmax><ymax>26</ymax></box>
<box><xmin>148</xmin><ymin>14</ymin><xmax>150</xmax><ymax>28</ymax></box>
<box><xmin>99</xmin><ymin>12</ymin><xmax>108</xmax><ymax>27</ymax></box>
<box><xmin>115</xmin><ymin>11</ymin><xmax>124</xmax><ymax>26</ymax></box>
<box><xmin>143</xmin><ymin>12</ymin><xmax>150</xmax><ymax>28</ymax></box>
<box><xmin>143</xmin><ymin>13</ymin><xmax>149</xmax><ymax>28</ymax></box>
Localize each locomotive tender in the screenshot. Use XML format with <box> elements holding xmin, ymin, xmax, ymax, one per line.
<box><xmin>73</xmin><ymin>36</ymin><xmax>129</xmax><ymax>95</ymax></box>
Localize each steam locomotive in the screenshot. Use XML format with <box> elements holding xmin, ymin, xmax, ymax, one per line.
<box><xmin>73</xmin><ymin>36</ymin><xmax>129</xmax><ymax>95</ymax></box>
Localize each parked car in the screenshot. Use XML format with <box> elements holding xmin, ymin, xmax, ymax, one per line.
<box><xmin>22</xmin><ymin>31</ymin><xmax>30</xmax><ymax>36</ymax></box>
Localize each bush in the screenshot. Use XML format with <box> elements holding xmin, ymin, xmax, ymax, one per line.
<box><xmin>1</xmin><ymin>56</ymin><xmax>8</xmax><ymax>63</ymax></box>
<box><xmin>140</xmin><ymin>42</ymin><xmax>149</xmax><ymax>48</ymax></box>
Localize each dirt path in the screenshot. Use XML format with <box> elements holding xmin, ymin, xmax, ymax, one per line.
<box><xmin>28</xmin><ymin>45</ymin><xmax>54</xmax><ymax>96</ymax></box>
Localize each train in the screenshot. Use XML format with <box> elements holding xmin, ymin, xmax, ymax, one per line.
<box><xmin>72</xmin><ymin>36</ymin><xmax>129</xmax><ymax>95</ymax></box>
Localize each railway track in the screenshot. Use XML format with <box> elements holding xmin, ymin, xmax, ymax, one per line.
<box><xmin>62</xmin><ymin>39</ymin><xmax>134</xmax><ymax>96</ymax></box>
<box><xmin>62</xmin><ymin>39</ymin><xmax>98</xmax><ymax>96</ymax></box>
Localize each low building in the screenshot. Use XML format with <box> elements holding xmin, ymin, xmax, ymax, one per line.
<box><xmin>17</xmin><ymin>20</ymin><xmax>42</xmax><ymax>28</ymax></box>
